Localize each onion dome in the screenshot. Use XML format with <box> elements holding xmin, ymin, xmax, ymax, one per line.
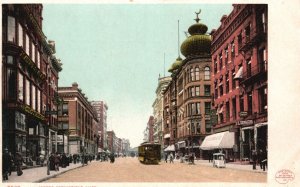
<box><xmin>168</xmin><ymin>56</ymin><xmax>183</xmax><ymax>73</ymax></box>
<box><xmin>180</xmin><ymin>10</ymin><xmax>211</xmax><ymax>57</ymax></box>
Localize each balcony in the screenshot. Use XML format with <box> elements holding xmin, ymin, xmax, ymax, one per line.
<box><xmin>240</xmin><ymin>63</ymin><xmax>267</xmax><ymax>85</ymax></box>
<box><xmin>239</xmin><ymin>25</ymin><xmax>267</xmax><ymax>52</ymax></box>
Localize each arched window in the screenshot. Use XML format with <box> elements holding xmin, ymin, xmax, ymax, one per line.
<box><xmin>204</xmin><ymin>67</ymin><xmax>210</xmax><ymax>80</ymax></box>
<box><xmin>190</xmin><ymin>67</ymin><xmax>194</xmax><ymax>81</ymax></box>
<box><xmin>195</xmin><ymin>67</ymin><xmax>200</xmax><ymax>80</ymax></box>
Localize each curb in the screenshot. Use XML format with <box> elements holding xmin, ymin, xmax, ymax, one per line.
<box><xmin>34</xmin><ymin>165</ymin><xmax>84</xmax><ymax>183</ymax></box>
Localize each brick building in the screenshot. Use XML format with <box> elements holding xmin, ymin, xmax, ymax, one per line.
<box><xmin>58</xmin><ymin>83</ymin><xmax>97</xmax><ymax>154</ymax></box>
<box><xmin>91</xmin><ymin>101</ymin><xmax>108</xmax><ymax>152</ymax></box>
<box><xmin>210</xmin><ymin>4</ymin><xmax>268</xmax><ymax>160</ymax></box>
<box><xmin>2</xmin><ymin>4</ymin><xmax>62</xmax><ymax>162</ymax></box>
<box><xmin>107</xmin><ymin>130</ymin><xmax>116</xmax><ymax>153</ymax></box>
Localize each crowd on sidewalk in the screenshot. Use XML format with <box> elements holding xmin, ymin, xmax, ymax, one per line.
<box><xmin>2</xmin><ymin>149</ymin><xmax>98</xmax><ymax>181</ymax></box>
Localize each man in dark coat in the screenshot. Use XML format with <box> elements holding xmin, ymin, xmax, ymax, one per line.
<box><xmin>2</xmin><ymin>148</ymin><xmax>12</xmax><ymax>180</ymax></box>
<box><xmin>15</xmin><ymin>152</ymin><xmax>24</xmax><ymax>176</ymax></box>
<box><xmin>261</xmin><ymin>150</ymin><xmax>267</xmax><ymax>171</ymax></box>
<box><xmin>73</xmin><ymin>154</ymin><xmax>77</xmax><ymax>164</ymax></box>
<box><xmin>49</xmin><ymin>153</ymin><xmax>56</xmax><ymax>171</ymax></box>
<box><xmin>61</xmin><ymin>153</ymin><xmax>67</xmax><ymax>168</ymax></box>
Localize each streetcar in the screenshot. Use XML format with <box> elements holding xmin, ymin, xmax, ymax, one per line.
<box><xmin>138</xmin><ymin>142</ymin><xmax>161</xmax><ymax>164</ymax></box>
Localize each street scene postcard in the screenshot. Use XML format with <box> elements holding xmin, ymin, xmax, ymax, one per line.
<box><xmin>1</xmin><ymin>1</ymin><xmax>300</xmax><ymax>187</ymax></box>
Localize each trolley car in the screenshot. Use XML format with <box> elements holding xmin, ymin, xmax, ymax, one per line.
<box><xmin>138</xmin><ymin>142</ymin><xmax>161</xmax><ymax>164</ymax></box>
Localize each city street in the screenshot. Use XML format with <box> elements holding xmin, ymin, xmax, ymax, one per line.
<box><xmin>44</xmin><ymin>157</ymin><xmax>266</xmax><ymax>183</ymax></box>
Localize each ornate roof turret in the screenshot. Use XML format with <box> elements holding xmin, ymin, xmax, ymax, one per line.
<box><xmin>181</xmin><ymin>10</ymin><xmax>211</xmax><ymax>58</ymax></box>
<box><xmin>168</xmin><ymin>56</ymin><xmax>183</xmax><ymax>73</ymax></box>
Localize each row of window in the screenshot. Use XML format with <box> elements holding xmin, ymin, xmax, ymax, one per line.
<box><xmin>18</xmin><ymin>72</ymin><xmax>42</xmax><ymax>113</ymax></box>
<box><xmin>186</xmin><ymin>85</ymin><xmax>211</xmax><ymax>98</ymax></box>
<box><xmin>213</xmin><ymin>12</ymin><xmax>266</xmax><ymax>74</ymax></box>
<box><xmin>217</xmin><ymin>87</ymin><xmax>267</xmax><ymax>124</ymax></box>
<box><xmin>164</xmin><ymin>101</ymin><xmax>211</xmax><ymax>119</ymax></box>
<box><xmin>184</xmin><ymin>67</ymin><xmax>211</xmax><ymax>83</ymax></box>
<box><xmin>7</xmin><ymin>16</ymin><xmax>42</xmax><ymax>70</ymax></box>
<box><xmin>177</xmin><ymin>120</ymin><xmax>212</xmax><ymax>137</ymax></box>
<box><xmin>5</xmin><ymin>65</ymin><xmax>42</xmax><ymax>113</ymax></box>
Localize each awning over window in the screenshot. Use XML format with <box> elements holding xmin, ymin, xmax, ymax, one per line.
<box><xmin>164</xmin><ymin>133</ymin><xmax>170</xmax><ymax>139</ymax></box>
<box><xmin>164</xmin><ymin>144</ymin><xmax>175</xmax><ymax>152</ymax></box>
<box><xmin>200</xmin><ymin>131</ymin><xmax>235</xmax><ymax>150</ymax></box>
<box><xmin>217</xmin><ymin>106</ymin><xmax>224</xmax><ymax>114</ymax></box>
<box><xmin>233</xmin><ymin>66</ymin><xmax>243</xmax><ymax>79</ymax></box>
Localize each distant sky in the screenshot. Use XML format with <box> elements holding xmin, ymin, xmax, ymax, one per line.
<box><xmin>43</xmin><ymin>4</ymin><xmax>233</xmax><ymax>148</ymax></box>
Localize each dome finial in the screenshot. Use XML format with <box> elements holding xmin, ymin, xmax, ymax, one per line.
<box><xmin>194</xmin><ymin>9</ymin><xmax>201</xmax><ymax>23</ymax></box>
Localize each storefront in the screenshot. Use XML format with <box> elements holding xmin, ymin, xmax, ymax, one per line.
<box><xmin>255</xmin><ymin>122</ymin><xmax>268</xmax><ymax>151</ymax></box>
<box><xmin>27</xmin><ymin>120</ymin><xmax>47</xmax><ymax>161</ymax></box>
<box><xmin>240</xmin><ymin>126</ymin><xmax>255</xmax><ymax>160</ymax></box>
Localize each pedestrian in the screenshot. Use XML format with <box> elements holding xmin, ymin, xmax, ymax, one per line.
<box><xmin>165</xmin><ymin>153</ymin><xmax>168</xmax><ymax>163</ymax></box>
<box><xmin>49</xmin><ymin>153</ymin><xmax>55</xmax><ymax>171</ymax></box>
<box><xmin>169</xmin><ymin>153</ymin><xmax>174</xmax><ymax>163</ymax></box>
<box><xmin>8</xmin><ymin>152</ymin><xmax>14</xmax><ymax>176</ymax></box>
<box><xmin>73</xmin><ymin>154</ymin><xmax>77</xmax><ymax>164</ymax></box>
<box><xmin>54</xmin><ymin>152</ymin><xmax>60</xmax><ymax>171</ymax></box>
<box><xmin>2</xmin><ymin>148</ymin><xmax>12</xmax><ymax>180</ymax></box>
<box><xmin>110</xmin><ymin>154</ymin><xmax>115</xmax><ymax>163</ymax></box>
<box><xmin>261</xmin><ymin>150</ymin><xmax>267</xmax><ymax>171</ymax></box>
<box><xmin>252</xmin><ymin>149</ymin><xmax>257</xmax><ymax>170</ymax></box>
<box><xmin>190</xmin><ymin>153</ymin><xmax>195</xmax><ymax>164</ymax></box>
<box><xmin>61</xmin><ymin>153</ymin><xmax>66</xmax><ymax>168</ymax></box>
<box><xmin>15</xmin><ymin>152</ymin><xmax>24</xmax><ymax>176</ymax></box>
<box><xmin>208</xmin><ymin>152</ymin><xmax>212</xmax><ymax>163</ymax></box>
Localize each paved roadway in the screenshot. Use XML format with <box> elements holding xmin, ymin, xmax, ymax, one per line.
<box><xmin>44</xmin><ymin>157</ymin><xmax>267</xmax><ymax>183</ymax></box>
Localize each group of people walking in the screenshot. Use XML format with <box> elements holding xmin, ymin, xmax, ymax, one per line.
<box><xmin>164</xmin><ymin>153</ymin><xmax>174</xmax><ymax>163</ymax></box>
<box><xmin>49</xmin><ymin>152</ymin><xmax>95</xmax><ymax>171</ymax></box>
<box><xmin>2</xmin><ymin>149</ymin><xmax>24</xmax><ymax>181</ymax></box>
<box><xmin>252</xmin><ymin>149</ymin><xmax>267</xmax><ymax>171</ymax></box>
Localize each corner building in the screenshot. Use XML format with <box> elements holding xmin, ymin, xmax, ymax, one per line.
<box><xmin>2</xmin><ymin>4</ymin><xmax>62</xmax><ymax>161</ymax></box>
<box><xmin>163</xmin><ymin>12</ymin><xmax>212</xmax><ymax>159</ymax></box>
<box><xmin>211</xmin><ymin>4</ymin><xmax>268</xmax><ymax>160</ymax></box>
<box><xmin>58</xmin><ymin>83</ymin><xmax>97</xmax><ymax>155</ymax></box>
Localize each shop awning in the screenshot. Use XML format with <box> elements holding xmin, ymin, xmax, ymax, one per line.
<box><xmin>233</xmin><ymin>66</ymin><xmax>243</xmax><ymax>80</ymax></box>
<box><xmin>164</xmin><ymin>133</ymin><xmax>170</xmax><ymax>139</ymax></box>
<box><xmin>164</xmin><ymin>144</ymin><xmax>175</xmax><ymax>152</ymax></box>
<box><xmin>255</xmin><ymin>122</ymin><xmax>267</xmax><ymax>128</ymax></box>
<box><xmin>200</xmin><ymin>131</ymin><xmax>235</xmax><ymax>150</ymax></box>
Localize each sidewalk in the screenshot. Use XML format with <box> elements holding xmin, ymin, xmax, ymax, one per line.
<box><xmin>175</xmin><ymin>159</ymin><xmax>268</xmax><ymax>174</ymax></box>
<box><xmin>3</xmin><ymin>162</ymin><xmax>86</xmax><ymax>183</ymax></box>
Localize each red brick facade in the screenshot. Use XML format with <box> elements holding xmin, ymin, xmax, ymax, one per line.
<box><xmin>211</xmin><ymin>4</ymin><xmax>268</xmax><ymax>160</ymax></box>
<box><xmin>58</xmin><ymin>83</ymin><xmax>97</xmax><ymax>154</ymax></box>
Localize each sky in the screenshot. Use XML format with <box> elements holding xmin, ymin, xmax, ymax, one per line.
<box><xmin>42</xmin><ymin>4</ymin><xmax>233</xmax><ymax>148</ymax></box>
